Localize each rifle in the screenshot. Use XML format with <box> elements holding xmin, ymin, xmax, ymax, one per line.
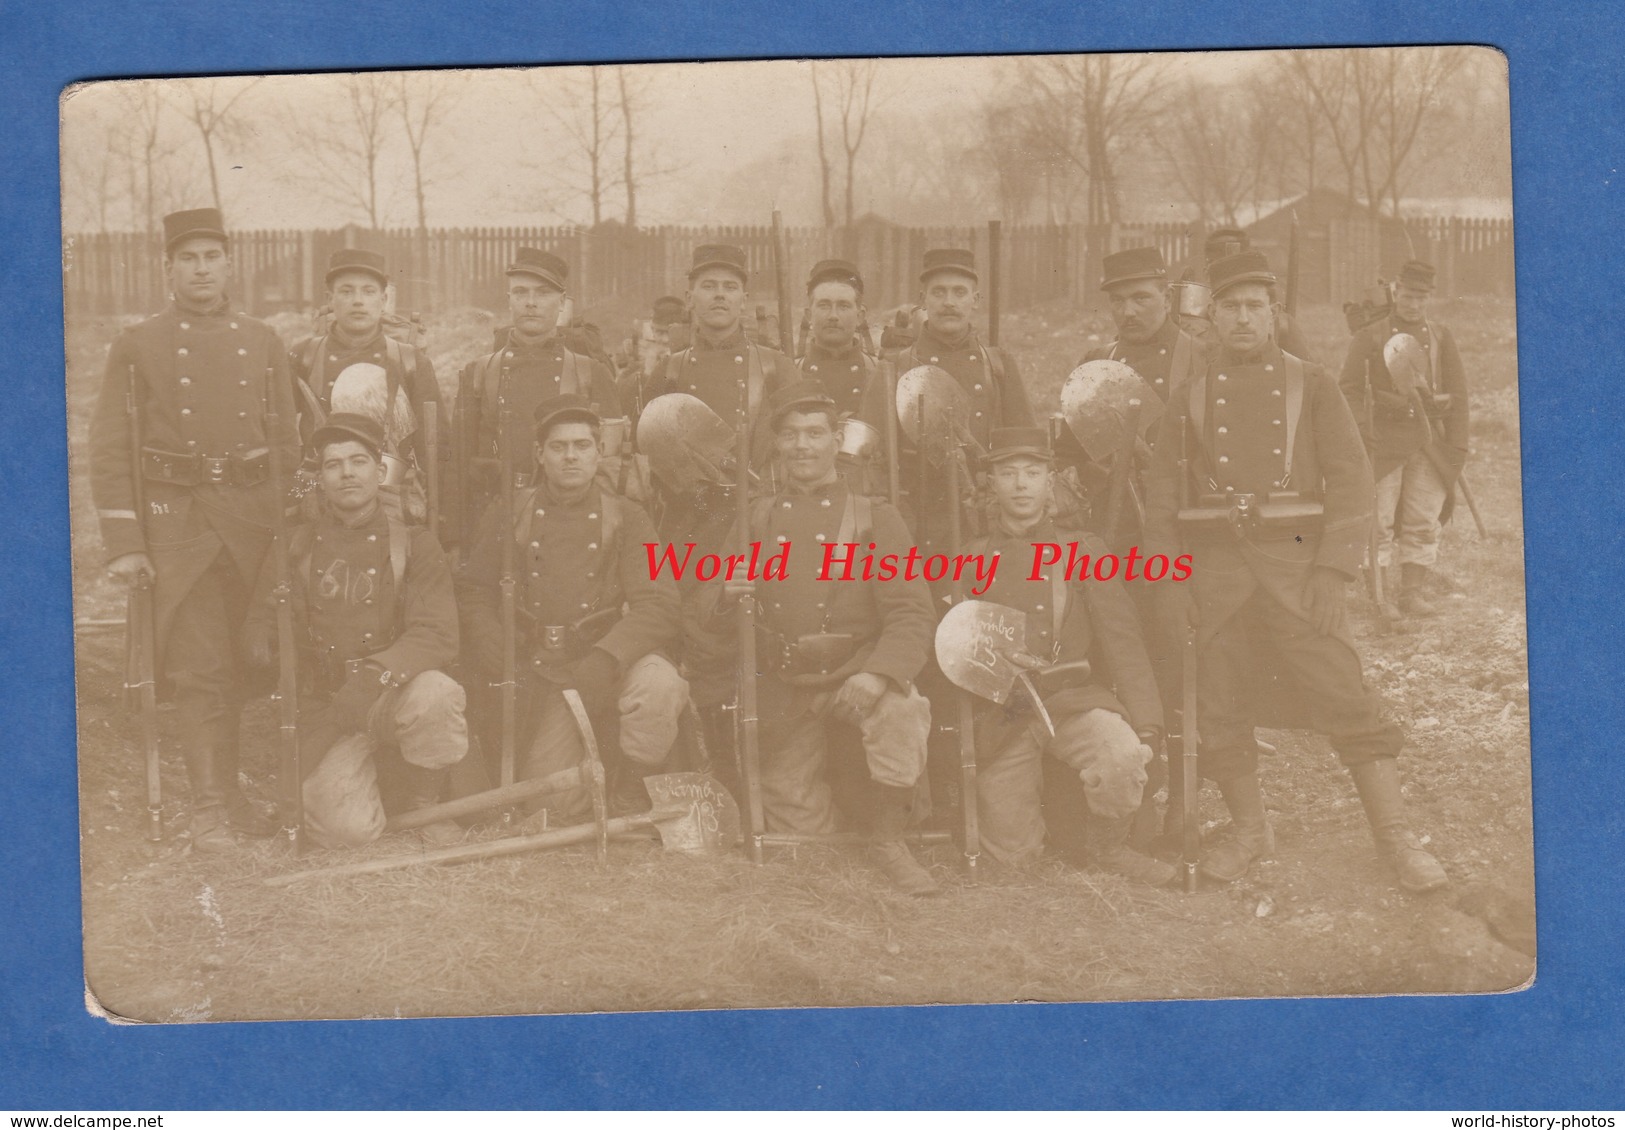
<box><xmin>422</xmin><ymin>406</ymin><xmax>440</xmax><ymax>540</ymax></box>
<box><xmin>497</xmin><ymin>394</ymin><xmax>518</xmax><ymax>789</ymax></box>
<box><xmin>264</xmin><ymin>364</ymin><xmax>303</xmax><ymax>854</ymax></box>
<box><xmin>944</xmin><ymin>438</ymin><xmax>981</xmax><ymax>872</ymax></box>
<box><xmin>734</xmin><ymin>383</ymin><xmax>765</xmax><ymax>863</ymax></box>
<box><xmin>1285</xmin><ymin>210</ymin><xmax>1301</xmax><ymax>318</ymax></box>
<box><xmin>772</xmin><ymin>209</ymin><xmax>794</xmax><ymax>357</ymax></box>
<box><xmin>1363</xmin><ymin>359</ymin><xmax>1387</xmax><ymax>610</ymax></box>
<box><xmin>1177</xmin><ymin>417</ymin><xmax>1199</xmax><ymax>893</ymax></box>
<box><xmin>880</xmin><ymin>359</ymin><xmax>901</xmax><ymax>506</ymax></box>
<box><xmin>123</xmin><ymin>363</ymin><xmax>162</xmax><ymax>842</ymax></box>
<box><xmin>1100</xmin><ymin>399</ymin><xmax>1145</xmax><ymax>548</ymax></box>
<box><xmin>987</xmin><ymin>220</ymin><xmax>1002</xmax><ymax>347</ymax></box>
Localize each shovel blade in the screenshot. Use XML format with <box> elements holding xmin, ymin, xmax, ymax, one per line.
<box><xmin>644</xmin><ymin>772</ymin><xmax>742</xmax><ymax>853</ymax></box>
<box><xmin>895</xmin><ymin>364</ymin><xmax>970</xmax><ymax>465</ymax></box>
<box><xmin>935</xmin><ymin>599</ymin><xmax>1030</xmax><ymax>705</ymax></box>
<box><xmin>1382</xmin><ymin>332</ymin><xmax>1429</xmax><ymax>397</ymax></box>
<box><xmin>636</xmin><ymin>393</ymin><xmax>736</xmax><ymax>494</ymax></box>
<box><xmin>1061</xmin><ymin>359</ymin><xmax>1162</xmax><ymax>464</ymax></box>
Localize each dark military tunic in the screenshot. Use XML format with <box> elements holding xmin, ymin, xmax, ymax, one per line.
<box><xmin>249</xmin><ymin>501</ymin><xmax>459</xmax><ymax>692</ymax></box>
<box><xmin>798</xmin><ymin>338</ymin><xmax>875</xmax><ymax>418</ymax></box>
<box><xmin>652</xmin><ymin>327</ymin><xmax>797</xmax><ymax>459</ymax></box>
<box><xmin>90</xmin><ymin>301</ymin><xmax>299</xmax><ymax>651</ymax></box>
<box><xmin>288</xmin><ymin>327</ymin><xmax>444</xmax><ymax>463</ymax></box>
<box><xmin>1338</xmin><ymin>314</ymin><xmax>1470</xmax><ymax>483</ymax></box>
<box><xmin>457</xmin><ymin>482</ymin><xmax>680</xmax><ymax>679</ymax></box>
<box><xmin>1143</xmin><ymin>340</ymin><xmax>1399</xmax><ymax>777</ymax></box>
<box><xmin>857</xmin><ymin>323</ymin><xmax>1032</xmax><ymax>545</ymax></box>
<box><xmin>967</xmin><ymin>518</ymin><xmax>1163</xmax><ymax>740</ymax></box>
<box><xmin>452</xmin><ymin>329</ymin><xmax>621</xmax><ymax>542</ymax></box>
<box><xmin>1080</xmin><ymin>314</ymin><xmax>1203</xmax><ymax>404</ymax></box>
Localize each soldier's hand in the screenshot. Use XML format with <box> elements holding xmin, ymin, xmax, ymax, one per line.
<box><xmin>721</xmin><ymin>578</ymin><xmax>757</xmax><ymax>602</ymax></box>
<box><xmin>1304</xmin><ymin>566</ymin><xmax>1349</xmax><ymax>637</ymax></box>
<box><xmin>107</xmin><ymin>552</ymin><xmax>156</xmax><ymax>586</ymax></box>
<box><xmin>833</xmin><ymin>671</ymin><xmax>888</xmax><ymax>721</ymax></box>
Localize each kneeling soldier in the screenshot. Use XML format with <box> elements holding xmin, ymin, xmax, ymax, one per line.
<box><xmin>704</xmin><ymin>382</ymin><xmax>939</xmax><ymax>894</ymax></box>
<box><xmin>246</xmin><ymin>413</ymin><xmax>467</xmax><ymax>848</ymax></box>
<box><xmin>1144</xmin><ymin>250</ymin><xmax>1447</xmax><ymax>893</ymax></box>
<box><xmin>965</xmin><ymin>428</ymin><xmax>1173</xmax><ymax>885</ymax></box>
<box><xmin>458</xmin><ymin>394</ymin><xmax>689</xmax><ymax>818</ymax></box>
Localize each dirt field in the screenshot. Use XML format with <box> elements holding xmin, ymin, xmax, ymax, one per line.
<box><xmin>66</xmin><ymin>297</ymin><xmax>1534</xmax><ymax>1022</ymax></box>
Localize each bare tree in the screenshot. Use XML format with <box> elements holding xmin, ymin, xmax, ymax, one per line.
<box><xmin>1157</xmin><ymin>78</ymin><xmax>1287</xmax><ymax>225</ymax></box>
<box><xmin>1371</xmin><ymin>47</ymin><xmax>1469</xmax><ymax>216</ymax></box>
<box><xmin>1014</xmin><ymin>55</ymin><xmax>1165</xmax><ymax>225</ymax></box>
<box><xmin>810</xmin><ymin>63</ymin><xmax>837</xmax><ymax>229</ymax></box>
<box><xmin>175</xmin><ymin>77</ymin><xmax>261</xmax><ymax>214</ymax></box>
<box><xmin>392</xmin><ymin>72</ymin><xmax>463</xmax><ymax>235</ymax></box>
<box><xmin>534</xmin><ymin>68</ymin><xmax>621</xmax><ymax>225</ymax></box>
<box><xmin>280</xmin><ymin>73</ymin><xmax>395</xmax><ymax>228</ymax></box>
<box><xmin>810</xmin><ymin>60</ymin><xmax>885</xmax><ymax>227</ymax></box>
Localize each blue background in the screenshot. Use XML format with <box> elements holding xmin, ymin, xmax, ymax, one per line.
<box><xmin>4</xmin><ymin>0</ymin><xmax>1622</xmax><ymax>1110</ymax></box>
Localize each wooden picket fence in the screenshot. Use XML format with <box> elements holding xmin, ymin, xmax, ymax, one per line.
<box><xmin>61</xmin><ymin>214</ymin><xmax>1513</xmax><ymax>321</ymax></box>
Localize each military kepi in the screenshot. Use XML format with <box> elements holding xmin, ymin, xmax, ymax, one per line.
<box><xmin>312</xmin><ymin>412</ymin><xmax>386</xmax><ymax>459</ymax></box>
<box><xmin>986</xmin><ymin>426</ymin><xmax>1053</xmax><ymax>465</ymax></box>
<box><xmin>325</xmin><ymin>248</ymin><xmax>389</xmax><ymax>288</ymax></box>
<box><xmin>767</xmin><ymin>379</ymin><xmax>839</xmax><ymax>427</ymax></box>
<box><xmin>533</xmin><ymin>392</ymin><xmax>600</xmax><ymax>440</ymax></box>
<box><xmin>1203</xmin><ymin>226</ymin><xmax>1249</xmax><ymax>264</ymax></box>
<box><xmin>1399</xmin><ymin>259</ymin><xmax>1436</xmax><ymax>291</ymax></box>
<box><xmin>688</xmin><ymin>243</ymin><xmax>749</xmax><ymax>283</ymax></box>
<box><xmin>807</xmin><ymin>258</ymin><xmax>863</xmax><ymax>294</ymax></box>
<box><xmin>507</xmin><ymin>247</ymin><xmax>569</xmax><ymax>291</ymax></box>
<box><xmin>920</xmin><ymin>247</ymin><xmax>977</xmax><ymax>284</ymax></box>
<box><xmin>163</xmin><ymin>208</ymin><xmax>228</xmax><ymax>251</ymax></box>
<box><xmin>1100</xmin><ymin>246</ymin><xmax>1167</xmax><ymax>290</ymax></box>
<box><xmin>1208</xmin><ymin>249</ymin><xmax>1277</xmax><ymax>298</ymax></box>
<box><xmin>651</xmin><ymin>296</ymin><xmax>687</xmax><ymax>325</ymax></box>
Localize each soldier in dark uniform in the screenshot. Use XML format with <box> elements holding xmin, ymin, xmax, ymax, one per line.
<box><xmin>90</xmin><ymin>208</ymin><xmax>300</xmax><ymax>853</ymax></box>
<box><xmin>1143</xmin><ymin>250</ymin><xmax>1448</xmax><ymax>893</ymax></box>
<box><xmin>1337</xmin><ymin>259</ymin><xmax>1469</xmax><ymax>619</ymax></box>
<box><xmin>651</xmin><ymin>243</ymin><xmax>798</xmax><ymax>459</ymax></box>
<box><xmin>618</xmin><ymin>294</ymin><xmax>689</xmax><ymax>418</ymax></box>
<box><xmin>457</xmin><ymin>395</ymin><xmax>688</xmax><ymax>819</ymax></box>
<box><xmin>963</xmin><ymin>428</ymin><xmax>1173</xmax><ymax>885</ymax></box>
<box><xmin>797</xmin><ymin>258</ymin><xmax>876</xmax><ymax>417</ymax></box>
<box><xmin>702</xmin><ymin>382</ymin><xmax>939</xmax><ymax>894</ymax></box>
<box><xmin>244</xmin><ymin>414</ymin><xmax>466</xmax><ymax>848</ymax></box>
<box><xmin>288</xmin><ymin>249</ymin><xmax>444</xmax><ymax>531</ymax></box>
<box><xmin>860</xmin><ymin>247</ymin><xmax>1034</xmax><ymax>547</ymax></box>
<box><xmin>453</xmin><ymin>248</ymin><xmax>621</xmax><ymax>546</ymax></box>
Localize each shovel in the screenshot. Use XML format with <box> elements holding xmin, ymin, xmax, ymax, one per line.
<box><xmin>934</xmin><ymin>600</ymin><xmax>1092</xmax><ymax>739</ymax></box>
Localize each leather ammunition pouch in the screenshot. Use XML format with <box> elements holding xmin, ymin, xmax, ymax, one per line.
<box><xmin>142</xmin><ymin>446</ymin><xmax>269</xmax><ymax>488</ymax></box>
<box><xmin>756</xmin><ymin>628</ymin><xmax>860</xmax><ymax>679</ymax></box>
<box><xmin>526</xmin><ymin>607</ymin><xmax>624</xmax><ymax>668</ymax></box>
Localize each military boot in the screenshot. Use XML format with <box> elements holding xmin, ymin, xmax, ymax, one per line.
<box><xmin>608</xmin><ymin>761</ymin><xmax>656</xmax><ymax>816</ymax></box>
<box><xmin>868</xmin><ymin>784</ymin><xmax>940</xmax><ymax>897</ymax></box>
<box><xmin>1399</xmin><ymin>564</ymin><xmax>1441</xmax><ymax>618</ymax></box>
<box><xmin>215</xmin><ymin>713</ymin><xmax>278</xmax><ymax>838</ymax></box>
<box><xmin>398</xmin><ymin>763</ymin><xmax>462</xmax><ymax>847</ymax></box>
<box><xmin>1349</xmin><ymin>758</ymin><xmax>1449</xmax><ymax>893</ymax></box>
<box><xmin>179</xmin><ymin>704</ymin><xmax>237</xmax><ymax>853</ymax></box>
<box><xmin>1199</xmin><ymin>773</ymin><xmax>1273</xmax><ymax>882</ymax></box>
<box><xmin>1085</xmin><ymin>812</ymin><xmax>1178</xmax><ymax>887</ymax></box>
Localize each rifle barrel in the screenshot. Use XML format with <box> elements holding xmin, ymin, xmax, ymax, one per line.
<box><xmin>265</xmin><ymin>365</ymin><xmax>303</xmax><ymax>854</ymax></box>
<box><xmin>498</xmin><ymin>397</ymin><xmax>518</xmax><ymax>789</ymax></box>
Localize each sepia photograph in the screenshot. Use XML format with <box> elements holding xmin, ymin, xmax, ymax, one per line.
<box><xmin>59</xmin><ymin>47</ymin><xmax>1532</xmax><ymax>1024</ymax></box>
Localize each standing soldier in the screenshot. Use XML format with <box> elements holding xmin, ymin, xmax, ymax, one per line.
<box><xmin>288</xmin><ymin>249</ymin><xmax>443</xmax><ymax>531</ymax></box>
<box><xmin>702</xmin><ymin>382</ymin><xmax>939</xmax><ymax>894</ymax></box>
<box><xmin>617</xmin><ymin>295</ymin><xmax>689</xmax><ymax>418</ymax></box>
<box><xmin>457</xmin><ymin>395</ymin><xmax>689</xmax><ymax>818</ymax></box>
<box><xmin>964</xmin><ymin>428</ymin><xmax>1172</xmax><ymax>885</ymax></box>
<box><xmin>860</xmin><ymin>247</ymin><xmax>1033</xmax><ymax>547</ymax></box>
<box><xmin>89</xmin><ymin>208</ymin><xmax>299</xmax><ymax>852</ymax></box>
<box><xmin>454</xmin><ymin>248</ymin><xmax>620</xmax><ymax>546</ymax></box>
<box><xmin>797</xmin><ymin>258</ymin><xmax>876</xmax><ymax>417</ymax></box>
<box><xmin>651</xmin><ymin>243</ymin><xmax>798</xmax><ymax>450</ymax></box>
<box><xmin>1143</xmin><ymin>250</ymin><xmax>1448</xmax><ymax>893</ymax></box>
<box><xmin>244</xmin><ymin>414</ymin><xmax>467</xmax><ymax>848</ymax></box>
<box><xmin>1338</xmin><ymin>259</ymin><xmax>1470</xmax><ymax>619</ymax></box>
